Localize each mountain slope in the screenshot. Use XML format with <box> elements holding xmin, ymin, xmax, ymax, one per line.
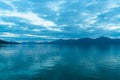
<box><xmin>0</xmin><ymin>39</ymin><xmax>9</xmax><ymax>44</ymax></box>
<box><xmin>49</xmin><ymin>37</ymin><xmax>120</xmax><ymax>45</ymax></box>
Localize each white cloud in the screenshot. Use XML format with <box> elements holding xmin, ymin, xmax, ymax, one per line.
<box><xmin>106</xmin><ymin>0</ymin><xmax>119</xmax><ymax>10</ymax></box>
<box><xmin>1</xmin><ymin>1</ymin><xmax>15</xmax><ymax>9</ymax></box>
<box><xmin>0</xmin><ymin>9</ymin><xmax>61</xmax><ymax>32</ymax></box>
<box><xmin>46</xmin><ymin>0</ymin><xmax>66</xmax><ymax>12</ymax></box>
<box><xmin>75</xmin><ymin>24</ymin><xmax>86</xmax><ymax>29</ymax></box>
<box><xmin>32</xmin><ymin>29</ymin><xmax>41</xmax><ymax>32</ymax></box>
<box><xmin>113</xmin><ymin>14</ymin><xmax>120</xmax><ymax>18</ymax></box>
<box><xmin>20</xmin><ymin>27</ymin><xmax>29</xmax><ymax>30</ymax></box>
<box><xmin>0</xmin><ymin>20</ymin><xmax>16</xmax><ymax>26</ymax></box>
<box><xmin>23</xmin><ymin>34</ymin><xmax>59</xmax><ymax>39</ymax></box>
<box><xmin>80</xmin><ymin>12</ymin><xmax>98</xmax><ymax>25</ymax></box>
<box><xmin>100</xmin><ymin>24</ymin><xmax>120</xmax><ymax>31</ymax></box>
<box><xmin>75</xmin><ymin>24</ymin><xmax>91</xmax><ymax>29</ymax></box>
<box><xmin>85</xmin><ymin>18</ymin><xmax>97</xmax><ymax>25</ymax></box>
<box><xmin>0</xmin><ymin>0</ymin><xmax>19</xmax><ymax>10</ymax></box>
<box><xmin>47</xmin><ymin>27</ymin><xmax>62</xmax><ymax>32</ymax></box>
<box><xmin>86</xmin><ymin>1</ymin><xmax>98</xmax><ymax>6</ymax></box>
<box><xmin>102</xmin><ymin>0</ymin><xmax>119</xmax><ymax>13</ymax></box>
<box><xmin>105</xmin><ymin>26</ymin><xmax>120</xmax><ymax>31</ymax></box>
<box><xmin>0</xmin><ymin>32</ymin><xmax>20</xmax><ymax>37</ymax></box>
<box><xmin>0</xmin><ymin>10</ymin><xmax>56</xmax><ymax>27</ymax></box>
<box><xmin>24</xmin><ymin>34</ymin><xmax>49</xmax><ymax>38</ymax></box>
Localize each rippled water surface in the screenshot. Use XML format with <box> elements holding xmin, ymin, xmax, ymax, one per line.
<box><xmin>0</xmin><ymin>44</ymin><xmax>120</xmax><ymax>80</ymax></box>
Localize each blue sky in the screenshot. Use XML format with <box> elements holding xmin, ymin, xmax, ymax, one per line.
<box><xmin>0</xmin><ymin>0</ymin><xmax>120</xmax><ymax>41</ymax></box>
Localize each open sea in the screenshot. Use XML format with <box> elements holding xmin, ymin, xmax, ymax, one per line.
<box><xmin>0</xmin><ymin>44</ymin><xmax>120</xmax><ymax>80</ymax></box>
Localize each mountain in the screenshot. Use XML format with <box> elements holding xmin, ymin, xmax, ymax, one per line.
<box><xmin>0</xmin><ymin>39</ymin><xmax>18</xmax><ymax>44</ymax></box>
<box><xmin>1</xmin><ymin>36</ymin><xmax>120</xmax><ymax>45</ymax></box>
<box><xmin>0</xmin><ymin>39</ymin><xmax>10</xmax><ymax>44</ymax></box>
<box><xmin>48</xmin><ymin>37</ymin><xmax>120</xmax><ymax>45</ymax></box>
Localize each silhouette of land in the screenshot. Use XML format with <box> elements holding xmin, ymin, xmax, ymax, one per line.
<box><xmin>44</xmin><ymin>36</ymin><xmax>120</xmax><ymax>45</ymax></box>
<box><xmin>0</xmin><ymin>39</ymin><xmax>18</xmax><ymax>44</ymax></box>
<box><xmin>0</xmin><ymin>39</ymin><xmax>10</xmax><ymax>44</ymax></box>
<box><xmin>1</xmin><ymin>36</ymin><xmax>120</xmax><ymax>45</ymax></box>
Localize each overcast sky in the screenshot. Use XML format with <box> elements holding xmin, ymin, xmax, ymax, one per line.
<box><xmin>0</xmin><ymin>0</ymin><xmax>120</xmax><ymax>41</ymax></box>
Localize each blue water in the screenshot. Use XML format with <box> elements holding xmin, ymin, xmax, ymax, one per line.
<box><xmin>0</xmin><ymin>44</ymin><xmax>120</xmax><ymax>80</ymax></box>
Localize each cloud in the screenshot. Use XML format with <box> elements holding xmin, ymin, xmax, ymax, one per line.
<box><xmin>0</xmin><ymin>32</ymin><xmax>20</xmax><ymax>37</ymax></box>
<box><xmin>0</xmin><ymin>0</ymin><xmax>17</xmax><ymax>10</ymax></box>
<box><xmin>0</xmin><ymin>10</ymin><xmax>56</xmax><ymax>27</ymax></box>
<box><xmin>23</xmin><ymin>34</ymin><xmax>57</xmax><ymax>40</ymax></box>
<box><xmin>46</xmin><ymin>0</ymin><xmax>66</xmax><ymax>12</ymax></box>
<box><xmin>24</xmin><ymin>34</ymin><xmax>48</xmax><ymax>38</ymax></box>
<box><xmin>0</xmin><ymin>20</ymin><xmax>16</xmax><ymax>26</ymax></box>
<box><xmin>106</xmin><ymin>0</ymin><xmax>119</xmax><ymax>10</ymax></box>
<box><xmin>31</xmin><ymin>29</ymin><xmax>41</xmax><ymax>32</ymax></box>
<box><xmin>0</xmin><ymin>0</ymin><xmax>120</xmax><ymax>41</ymax></box>
<box><xmin>101</xmin><ymin>24</ymin><xmax>120</xmax><ymax>31</ymax></box>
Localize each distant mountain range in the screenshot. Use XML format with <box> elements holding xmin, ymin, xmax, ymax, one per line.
<box><xmin>44</xmin><ymin>36</ymin><xmax>120</xmax><ymax>45</ymax></box>
<box><xmin>1</xmin><ymin>36</ymin><xmax>120</xmax><ymax>45</ymax></box>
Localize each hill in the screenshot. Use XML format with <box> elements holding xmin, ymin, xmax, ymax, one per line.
<box><xmin>0</xmin><ymin>39</ymin><xmax>18</xmax><ymax>44</ymax></box>
<box><xmin>0</xmin><ymin>39</ymin><xmax>10</xmax><ymax>44</ymax></box>
<box><xmin>48</xmin><ymin>37</ymin><xmax>120</xmax><ymax>45</ymax></box>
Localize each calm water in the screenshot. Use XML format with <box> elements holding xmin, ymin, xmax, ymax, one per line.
<box><xmin>0</xmin><ymin>44</ymin><xmax>120</xmax><ymax>80</ymax></box>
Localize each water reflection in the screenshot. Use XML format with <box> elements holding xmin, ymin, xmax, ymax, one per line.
<box><xmin>0</xmin><ymin>44</ymin><xmax>120</xmax><ymax>80</ymax></box>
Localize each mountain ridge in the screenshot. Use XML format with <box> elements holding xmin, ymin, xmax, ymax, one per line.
<box><xmin>47</xmin><ymin>37</ymin><xmax>120</xmax><ymax>45</ymax></box>
<box><xmin>1</xmin><ymin>36</ymin><xmax>120</xmax><ymax>44</ymax></box>
<box><xmin>0</xmin><ymin>39</ymin><xmax>18</xmax><ymax>44</ymax></box>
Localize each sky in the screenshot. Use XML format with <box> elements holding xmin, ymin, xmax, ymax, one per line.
<box><xmin>0</xmin><ymin>0</ymin><xmax>120</xmax><ymax>42</ymax></box>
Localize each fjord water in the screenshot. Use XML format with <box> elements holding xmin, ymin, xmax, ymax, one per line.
<box><xmin>0</xmin><ymin>44</ymin><xmax>120</xmax><ymax>80</ymax></box>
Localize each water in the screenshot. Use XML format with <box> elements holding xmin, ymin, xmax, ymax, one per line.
<box><xmin>0</xmin><ymin>44</ymin><xmax>120</xmax><ymax>80</ymax></box>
